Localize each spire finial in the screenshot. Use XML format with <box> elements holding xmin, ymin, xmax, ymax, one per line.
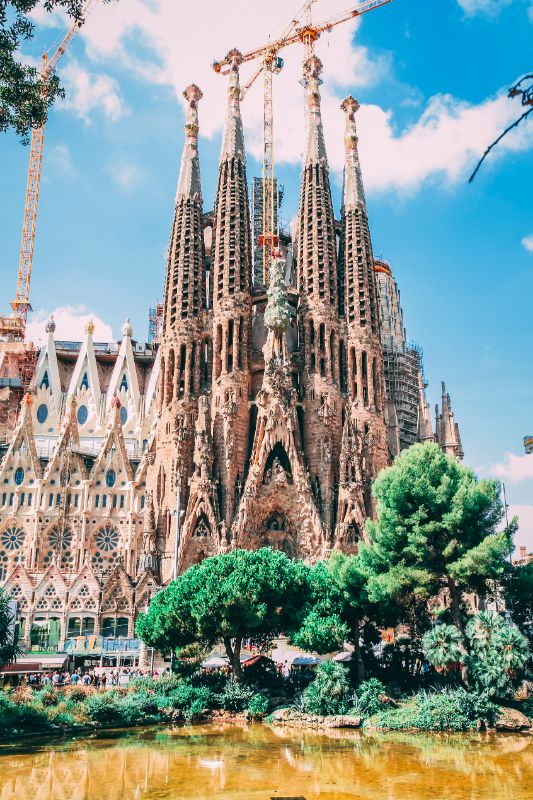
<box><xmin>85</xmin><ymin>319</ymin><xmax>95</xmax><ymax>336</ymax></box>
<box><xmin>341</xmin><ymin>95</ymin><xmax>366</xmax><ymax>211</ymax></box>
<box><xmin>176</xmin><ymin>84</ymin><xmax>203</xmax><ymax>200</ymax></box>
<box><xmin>303</xmin><ymin>56</ymin><xmax>327</xmax><ymax>165</ymax></box>
<box><xmin>45</xmin><ymin>314</ymin><xmax>55</xmax><ymax>334</ymax></box>
<box><xmin>121</xmin><ymin>318</ymin><xmax>133</xmax><ymax>338</ymax></box>
<box><xmin>220</xmin><ymin>49</ymin><xmax>245</xmax><ymax>161</ymax></box>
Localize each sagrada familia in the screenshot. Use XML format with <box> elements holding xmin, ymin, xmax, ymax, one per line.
<box><xmin>0</xmin><ymin>53</ymin><xmax>463</xmax><ymax>652</ymax></box>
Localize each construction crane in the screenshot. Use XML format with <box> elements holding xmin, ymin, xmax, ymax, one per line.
<box><xmin>0</xmin><ymin>0</ymin><xmax>95</xmax><ymax>344</ymax></box>
<box><xmin>213</xmin><ymin>0</ymin><xmax>393</xmax><ymax>284</ymax></box>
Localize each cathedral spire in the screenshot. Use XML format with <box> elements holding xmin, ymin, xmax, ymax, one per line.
<box><xmin>417</xmin><ymin>372</ymin><xmax>433</xmax><ymax>443</ymax></box>
<box><xmin>163</xmin><ymin>84</ymin><xmax>205</xmax><ymax>335</ymax></box>
<box><xmin>212</xmin><ymin>48</ymin><xmax>251</xmax><ymax>303</ymax></box>
<box><xmin>220</xmin><ymin>49</ymin><xmax>245</xmax><ymax>162</ymax></box>
<box><xmin>296</xmin><ymin>56</ymin><xmax>337</xmax><ymax>308</ymax></box>
<box><xmin>340</xmin><ymin>95</ymin><xmax>378</xmax><ymax>334</ymax></box>
<box><xmin>176</xmin><ymin>84</ymin><xmax>203</xmax><ymax>201</ymax></box>
<box><xmin>304</xmin><ymin>56</ymin><xmax>327</xmax><ymax>166</ymax></box>
<box><xmin>341</xmin><ymin>95</ymin><xmax>366</xmax><ymax>211</ymax></box>
<box><xmin>435</xmin><ymin>382</ymin><xmax>464</xmax><ymax>460</ymax></box>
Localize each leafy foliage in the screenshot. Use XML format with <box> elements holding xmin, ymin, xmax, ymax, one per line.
<box><xmin>422</xmin><ymin>625</ymin><xmax>463</xmax><ymax>670</ymax></box>
<box><xmin>302</xmin><ymin>662</ymin><xmax>351</xmax><ymax>716</ymax></box>
<box><xmin>137</xmin><ymin>548</ymin><xmax>310</xmax><ymax>678</ymax></box>
<box><xmin>369</xmin><ymin>688</ymin><xmax>497</xmax><ymax>731</ymax></box>
<box><xmin>359</xmin><ymin>443</ymin><xmax>513</xmax><ymax>664</ymax></box>
<box><xmin>0</xmin><ymin>585</ymin><xmax>19</xmax><ymax>665</ymax></box>
<box><xmin>355</xmin><ymin>678</ymin><xmax>387</xmax><ymax>717</ymax></box>
<box><xmin>0</xmin><ymin>692</ymin><xmax>51</xmax><ymax>736</ymax></box>
<box><xmin>465</xmin><ymin>611</ymin><xmax>531</xmax><ymax>698</ymax></box>
<box><xmin>0</xmin><ymin>2</ymin><xmax>112</xmax><ymax>141</ymax></box>
<box><xmin>502</xmin><ymin>561</ymin><xmax>533</xmax><ymax>642</ymax></box>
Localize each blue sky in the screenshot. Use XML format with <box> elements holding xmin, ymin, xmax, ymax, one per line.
<box><xmin>1</xmin><ymin>0</ymin><xmax>532</xmax><ymax>546</ymax></box>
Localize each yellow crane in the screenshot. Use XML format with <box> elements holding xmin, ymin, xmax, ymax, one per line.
<box><xmin>0</xmin><ymin>1</ymin><xmax>96</xmax><ymax>344</ymax></box>
<box><xmin>213</xmin><ymin>0</ymin><xmax>393</xmax><ymax>284</ymax></box>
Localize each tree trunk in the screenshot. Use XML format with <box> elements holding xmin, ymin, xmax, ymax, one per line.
<box><xmin>353</xmin><ymin>622</ymin><xmax>366</xmax><ymax>684</ymax></box>
<box><xmin>447</xmin><ymin>575</ymin><xmax>470</xmax><ymax>686</ymax></box>
<box><xmin>223</xmin><ymin>636</ymin><xmax>243</xmax><ymax>681</ymax></box>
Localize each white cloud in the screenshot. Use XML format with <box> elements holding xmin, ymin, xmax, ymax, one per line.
<box><xmin>522</xmin><ymin>235</ymin><xmax>533</xmax><ymax>253</ymax></box>
<box><xmin>26</xmin><ymin>306</ymin><xmax>114</xmax><ymax>344</ymax></box>
<box><xmin>59</xmin><ymin>60</ymin><xmax>127</xmax><ymax>123</ymax></box>
<box><xmin>70</xmin><ymin>0</ymin><xmax>533</xmax><ymax>195</ymax></box>
<box><xmin>487</xmin><ymin>452</ymin><xmax>533</xmax><ymax>483</ymax></box>
<box><xmin>456</xmin><ymin>0</ymin><xmax>514</xmax><ymax>16</ymax></box>
<box><xmin>509</xmin><ymin>504</ymin><xmax>533</xmax><ymax>553</ymax></box>
<box><xmin>48</xmin><ymin>144</ymin><xmax>75</xmax><ymax>175</ymax></box>
<box><xmin>109</xmin><ymin>162</ymin><xmax>144</xmax><ymax>190</ymax></box>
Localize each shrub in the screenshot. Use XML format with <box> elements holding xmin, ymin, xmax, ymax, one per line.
<box><xmin>83</xmin><ymin>691</ymin><xmax>123</xmax><ymax>725</ymax></box>
<box><xmin>422</xmin><ymin>625</ymin><xmax>463</xmax><ymax>670</ymax></box>
<box><xmin>302</xmin><ymin>662</ymin><xmax>350</xmax><ymax>716</ymax></box>
<box><xmin>355</xmin><ymin>678</ymin><xmax>387</xmax><ymax>717</ymax></box>
<box><xmin>0</xmin><ymin>693</ymin><xmax>51</xmax><ymax>736</ymax></box>
<box><xmin>217</xmin><ymin>679</ymin><xmax>254</xmax><ymax>712</ymax></box>
<box><xmin>159</xmin><ymin>683</ymin><xmax>214</xmax><ymax>721</ymax></box>
<box><xmin>466</xmin><ymin>612</ymin><xmax>531</xmax><ymax>698</ymax></box>
<box><xmin>369</xmin><ymin>688</ymin><xmax>496</xmax><ymax>732</ymax></box>
<box><xmin>247</xmin><ymin>692</ymin><xmax>270</xmax><ymax>719</ymax></box>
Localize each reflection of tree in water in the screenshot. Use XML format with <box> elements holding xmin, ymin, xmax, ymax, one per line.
<box><xmin>1</xmin><ymin>727</ymin><xmax>532</xmax><ymax>800</ymax></box>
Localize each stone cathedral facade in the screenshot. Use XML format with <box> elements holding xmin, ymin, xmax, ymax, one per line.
<box><xmin>0</xmin><ymin>53</ymin><xmax>462</xmax><ymax>651</ymax></box>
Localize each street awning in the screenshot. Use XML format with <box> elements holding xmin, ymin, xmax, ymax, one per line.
<box><xmin>2</xmin><ymin>655</ymin><xmax>68</xmax><ymax>673</ymax></box>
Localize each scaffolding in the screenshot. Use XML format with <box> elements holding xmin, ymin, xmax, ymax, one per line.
<box><xmin>148</xmin><ymin>303</ymin><xmax>163</xmax><ymax>344</ymax></box>
<box><xmin>251</xmin><ymin>177</ymin><xmax>283</xmax><ymax>288</ymax></box>
<box><xmin>382</xmin><ymin>343</ymin><xmax>423</xmax><ymax>451</ymax></box>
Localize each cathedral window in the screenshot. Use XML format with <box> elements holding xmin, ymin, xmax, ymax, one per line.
<box><xmin>120</xmin><ymin>406</ymin><xmax>128</xmax><ymax>426</ymax></box>
<box><xmin>120</xmin><ymin>495</ymin><xmax>125</xmax><ymax>509</ymax></box>
<box><xmin>227</xmin><ymin>320</ymin><xmax>234</xmax><ymax>373</ymax></box>
<box><xmin>102</xmin><ymin>495</ymin><xmax>107</xmax><ymax>509</ymax></box>
<box><xmin>14</xmin><ymin>467</ymin><xmax>24</xmax><ymax>485</ymax></box>
<box><xmin>40</xmin><ymin>372</ymin><xmax>49</xmax><ymax>389</ymax></box>
<box><xmin>106</xmin><ymin>469</ymin><xmax>116</xmax><ymax>488</ymax></box>
<box><xmin>95</xmin><ymin>495</ymin><xmax>100</xmax><ymax>508</ymax></box>
<box><xmin>77</xmin><ymin>405</ymin><xmax>88</xmax><ymax>425</ymax></box>
<box><xmin>120</xmin><ymin>374</ymin><xmax>128</xmax><ymax>391</ymax></box>
<box><xmin>1</xmin><ymin>526</ymin><xmax>24</xmax><ymax>551</ymax></box>
<box><xmin>80</xmin><ymin>372</ymin><xmax>89</xmax><ymax>390</ymax></box>
<box><xmin>36</xmin><ymin>403</ymin><xmax>48</xmax><ymax>424</ymax></box>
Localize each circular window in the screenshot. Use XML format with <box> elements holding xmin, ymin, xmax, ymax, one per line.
<box><xmin>106</xmin><ymin>469</ymin><xmax>116</xmax><ymax>488</ymax></box>
<box><xmin>14</xmin><ymin>468</ymin><xmax>24</xmax><ymax>486</ymax></box>
<box><xmin>36</xmin><ymin>404</ymin><xmax>48</xmax><ymax>424</ymax></box>
<box><xmin>77</xmin><ymin>405</ymin><xmax>88</xmax><ymax>425</ymax></box>
<box><xmin>95</xmin><ymin>526</ymin><xmax>119</xmax><ymax>552</ymax></box>
<box><xmin>48</xmin><ymin>528</ymin><xmax>73</xmax><ymax>551</ymax></box>
<box><xmin>120</xmin><ymin>406</ymin><xmax>128</xmax><ymax>426</ymax></box>
<box><xmin>1</xmin><ymin>526</ymin><xmax>24</xmax><ymax>551</ymax></box>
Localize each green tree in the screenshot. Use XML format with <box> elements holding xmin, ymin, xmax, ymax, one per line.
<box><xmin>136</xmin><ymin>548</ymin><xmax>310</xmax><ymax>680</ymax></box>
<box><xmin>1</xmin><ymin>1</ymin><xmax>111</xmax><ymax>141</ymax></box>
<box><xmin>302</xmin><ymin>661</ymin><xmax>351</xmax><ymax>716</ymax></box>
<box><xmin>422</xmin><ymin>625</ymin><xmax>463</xmax><ymax>671</ymax></box>
<box><xmin>502</xmin><ymin>561</ymin><xmax>533</xmax><ymax>642</ymax></box>
<box><xmin>0</xmin><ymin>586</ymin><xmax>18</xmax><ymax>666</ymax></box>
<box><xmin>359</xmin><ymin>443</ymin><xmax>514</xmax><ymax>676</ymax></box>
<box><xmin>292</xmin><ymin>552</ymin><xmax>392</xmax><ymax>681</ymax></box>
<box><xmin>466</xmin><ymin>611</ymin><xmax>530</xmax><ymax>698</ymax></box>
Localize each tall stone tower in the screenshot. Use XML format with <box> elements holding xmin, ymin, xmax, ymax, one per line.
<box><xmin>149</xmin><ymin>84</ymin><xmax>206</xmax><ymax>580</ymax></box>
<box><xmin>335</xmin><ymin>96</ymin><xmax>388</xmax><ymax>546</ymax></box>
<box><xmin>210</xmin><ymin>50</ymin><xmax>253</xmax><ymax>533</ymax></box>
<box><xmin>297</xmin><ymin>56</ymin><xmax>343</xmax><ymax>543</ymax></box>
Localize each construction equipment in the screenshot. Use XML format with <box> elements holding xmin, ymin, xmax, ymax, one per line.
<box><xmin>213</xmin><ymin>0</ymin><xmax>392</xmax><ymax>284</ymax></box>
<box><xmin>0</xmin><ymin>0</ymin><xmax>95</xmax><ymax>343</ymax></box>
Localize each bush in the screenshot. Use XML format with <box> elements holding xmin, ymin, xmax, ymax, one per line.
<box><xmin>159</xmin><ymin>683</ymin><xmax>214</xmax><ymax>721</ymax></box>
<box><xmin>355</xmin><ymin>678</ymin><xmax>386</xmax><ymax>717</ymax></box>
<box><xmin>0</xmin><ymin>693</ymin><xmax>51</xmax><ymax>736</ymax></box>
<box><xmin>247</xmin><ymin>692</ymin><xmax>270</xmax><ymax>719</ymax></box>
<box><xmin>83</xmin><ymin>691</ymin><xmax>124</xmax><ymax>725</ymax></box>
<box><xmin>217</xmin><ymin>679</ymin><xmax>254</xmax><ymax>712</ymax></box>
<box><xmin>302</xmin><ymin>662</ymin><xmax>350</xmax><ymax>716</ymax></box>
<box><xmin>369</xmin><ymin>688</ymin><xmax>496</xmax><ymax>732</ymax></box>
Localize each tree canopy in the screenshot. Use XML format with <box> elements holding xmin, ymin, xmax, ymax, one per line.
<box><xmin>359</xmin><ymin>443</ymin><xmax>513</xmax><ymax>656</ymax></box>
<box><xmin>136</xmin><ymin>547</ymin><xmax>310</xmax><ymax>679</ymax></box>
<box><xmin>0</xmin><ymin>586</ymin><xmax>17</xmax><ymax>666</ymax></box>
<box><xmin>1</xmin><ymin>1</ymin><xmax>111</xmax><ymax>141</ymax></box>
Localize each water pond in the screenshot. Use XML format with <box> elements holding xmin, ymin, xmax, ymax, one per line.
<box><xmin>0</xmin><ymin>724</ymin><xmax>531</xmax><ymax>799</ymax></box>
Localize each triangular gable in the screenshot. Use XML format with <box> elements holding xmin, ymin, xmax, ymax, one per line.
<box><xmin>144</xmin><ymin>348</ymin><xmax>160</xmax><ymax>415</ymax></box>
<box><xmin>0</xmin><ymin>396</ymin><xmax>42</xmax><ymax>480</ymax></box>
<box><xmin>106</xmin><ymin>326</ymin><xmax>141</xmax><ymax>414</ymax></box>
<box><xmin>67</xmin><ymin>323</ymin><xmax>101</xmax><ymax>404</ymax></box>
<box><xmin>32</xmin><ymin>326</ymin><xmax>62</xmax><ymax>409</ymax></box>
<box><xmin>42</xmin><ymin>401</ymin><xmax>87</xmax><ymax>482</ymax></box>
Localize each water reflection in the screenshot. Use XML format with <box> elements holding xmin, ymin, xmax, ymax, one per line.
<box><xmin>0</xmin><ymin>725</ymin><xmax>531</xmax><ymax>800</ymax></box>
